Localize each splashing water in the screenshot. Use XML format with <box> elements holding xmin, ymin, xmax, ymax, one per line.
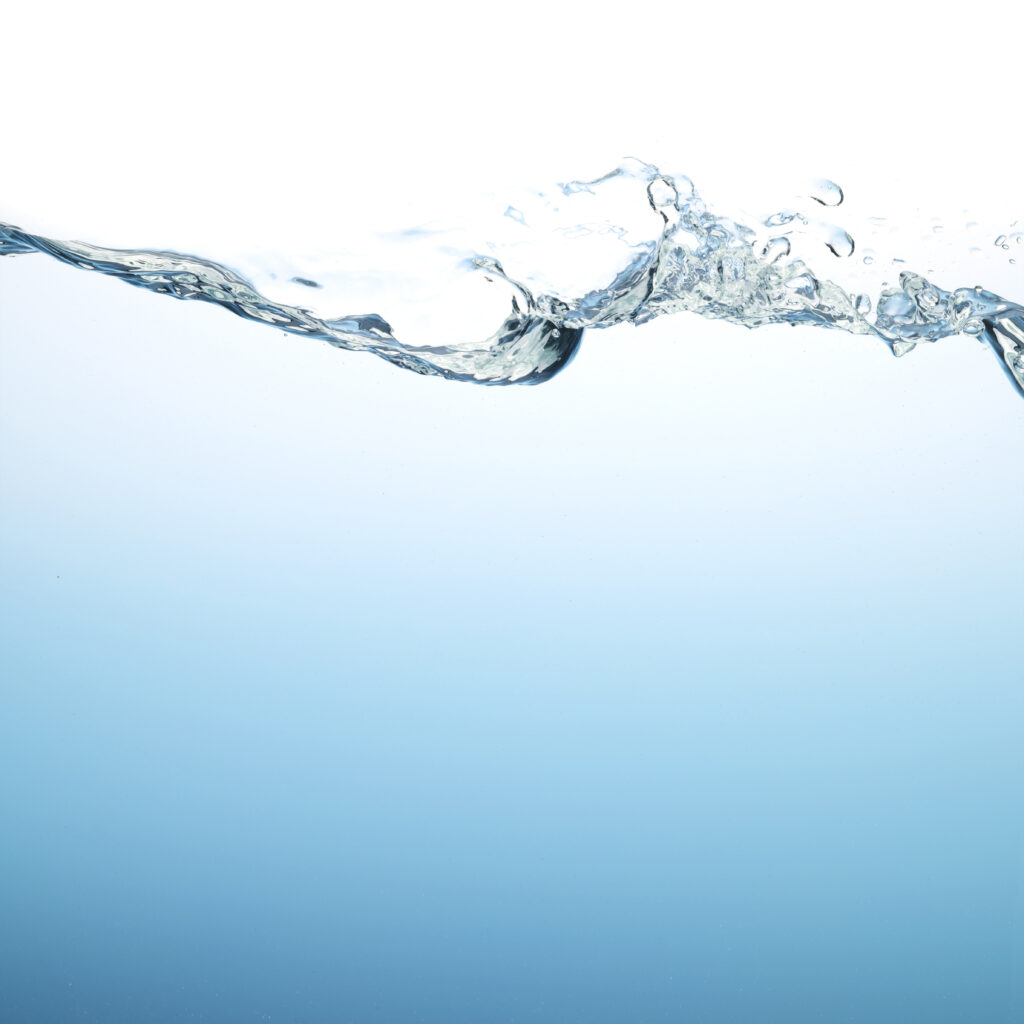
<box><xmin>2</xmin><ymin>158</ymin><xmax>1022</xmax><ymax>396</ymax></box>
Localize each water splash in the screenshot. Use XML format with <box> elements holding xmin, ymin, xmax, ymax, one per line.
<box><xmin>2</xmin><ymin>158</ymin><xmax>1022</xmax><ymax>396</ymax></box>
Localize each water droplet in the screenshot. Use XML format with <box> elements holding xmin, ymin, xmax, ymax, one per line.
<box><xmin>824</xmin><ymin>226</ymin><xmax>855</xmax><ymax>258</ymax></box>
<box><xmin>761</xmin><ymin>237</ymin><xmax>791</xmax><ymax>263</ymax></box>
<box><xmin>1011</xmin><ymin>258</ymin><xmax>1017</xmax><ymax>265</ymax></box>
<box><xmin>809</xmin><ymin>179</ymin><xmax>844</xmax><ymax>207</ymax></box>
<box><xmin>854</xmin><ymin>294</ymin><xmax>872</xmax><ymax>315</ymax></box>
<box><xmin>504</xmin><ymin>206</ymin><xmax>526</xmax><ymax>225</ymax></box>
<box><xmin>995</xmin><ymin>235</ymin><xmax>1008</xmax><ymax>246</ymax></box>
<box><xmin>862</xmin><ymin>255</ymin><xmax>875</xmax><ymax>265</ymax></box>
<box><xmin>963</xmin><ymin>319</ymin><xmax>984</xmax><ymax>335</ymax></box>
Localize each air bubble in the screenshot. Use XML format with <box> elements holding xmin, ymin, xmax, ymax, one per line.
<box><xmin>647</xmin><ymin>176</ymin><xmax>678</xmax><ymax>211</ymax></box>
<box><xmin>879</xmin><ymin>294</ymin><xmax>916</xmax><ymax>319</ymax></box>
<box><xmin>785</xmin><ymin>273</ymin><xmax>818</xmax><ymax>301</ymax></box>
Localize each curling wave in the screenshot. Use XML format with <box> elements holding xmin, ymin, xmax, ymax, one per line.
<box><xmin>2</xmin><ymin>159</ymin><xmax>1022</xmax><ymax>395</ymax></box>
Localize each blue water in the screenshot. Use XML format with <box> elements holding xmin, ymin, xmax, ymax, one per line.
<box><xmin>1</xmin><ymin>167</ymin><xmax>1023</xmax><ymax>1023</ymax></box>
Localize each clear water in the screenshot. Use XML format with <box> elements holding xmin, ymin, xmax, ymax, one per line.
<box><xmin>3</xmin><ymin>158</ymin><xmax>1022</xmax><ymax>395</ymax></box>
<box><xmin>2</xmin><ymin>159</ymin><xmax>1023</xmax><ymax>1024</ymax></box>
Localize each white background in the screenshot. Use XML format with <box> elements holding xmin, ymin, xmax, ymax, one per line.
<box><xmin>4</xmin><ymin>0</ymin><xmax>1021</xmax><ymax>246</ymax></box>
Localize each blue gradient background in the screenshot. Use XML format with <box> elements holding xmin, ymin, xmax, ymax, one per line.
<box><xmin>2</xmin><ymin>249</ymin><xmax>1022</xmax><ymax>1022</ymax></box>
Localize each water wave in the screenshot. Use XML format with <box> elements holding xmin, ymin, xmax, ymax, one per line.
<box><xmin>2</xmin><ymin>158</ymin><xmax>1022</xmax><ymax>396</ymax></box>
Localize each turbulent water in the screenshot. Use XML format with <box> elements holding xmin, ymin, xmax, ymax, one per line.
<box><xmin>2</xmin><ymin>158</ymin><xmax>1022</xmax><ymax>396</ymax></box>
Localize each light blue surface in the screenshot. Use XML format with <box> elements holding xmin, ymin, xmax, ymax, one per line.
<box><xmin>2</xmin><ymin>254</ymin><xmax>1022</xmax><ymax>1022</ymax></box>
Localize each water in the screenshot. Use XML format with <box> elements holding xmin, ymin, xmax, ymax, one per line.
<box><xmin>3</xmin><ymin>158</ymin><xmax>1022</xmax><ymax>396</ymax></box>
<box><xmin>3</xmin><ymin>158</ymin><xmax>1023</xmax><ymax>1024</ymax></box>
